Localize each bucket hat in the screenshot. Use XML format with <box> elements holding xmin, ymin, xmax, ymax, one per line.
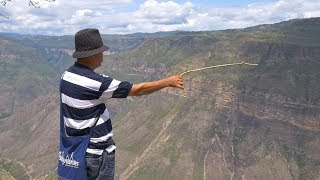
<box><xmin>72</xmin><ymin>28</ymin><xmax>109</xmax><ymax>58</ymax></box>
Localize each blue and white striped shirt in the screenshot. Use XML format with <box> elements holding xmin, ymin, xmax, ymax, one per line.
<box><xmin>60</xmin><ymin>63</ymin><xmax>132</xmax><ymax>155</ymax></box>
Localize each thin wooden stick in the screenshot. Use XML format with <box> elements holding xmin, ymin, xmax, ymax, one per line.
<box><xmin>177</xmin><ymin>61</ymin><xmax>258</xmax><ymax>97</ymax></box>
<box><xmin>180</xmin><ymin>61</ymin><xmax>258</xmax><ymax>76</ymax></box>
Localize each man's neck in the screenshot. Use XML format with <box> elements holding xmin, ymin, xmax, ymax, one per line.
<box><xmin>76</xmin><ymin>60</ymin><xmax>96</xmax><ymax>70</ymax></box>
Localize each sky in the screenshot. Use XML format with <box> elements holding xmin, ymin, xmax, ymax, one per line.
<box><xmin>0</xmin><ymin>0</ymin><xmax>319</xmax><ymax>35</ymax></box>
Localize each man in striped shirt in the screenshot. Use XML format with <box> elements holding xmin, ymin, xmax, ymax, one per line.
<box><xmin>60</xmin><ymin>29</ymin><xmax>184</xmax><ymax>180</ymax></box>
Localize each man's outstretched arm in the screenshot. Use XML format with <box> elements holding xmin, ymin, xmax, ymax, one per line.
<box><xmin>128</xmin><ymin>76</ymin><xmax>184</xmax><ymax>96</ymax></box>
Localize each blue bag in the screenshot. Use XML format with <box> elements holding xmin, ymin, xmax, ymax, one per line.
<box><xmin>58</xmin><ymin>105</ymin><xmax>98</xmax><ymax>179</ymax></box>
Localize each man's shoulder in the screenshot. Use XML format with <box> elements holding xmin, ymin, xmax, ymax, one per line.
<box><xmin>66</xmin><ymin>65</ymin><xmax>109</xmax><ymax>83</ymax></box>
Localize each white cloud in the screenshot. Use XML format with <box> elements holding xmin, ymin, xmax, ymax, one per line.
<box><xmin>0</xmin><ymin>0</ymin><xmax>319</xmax><ymax>35</ymax></box>
<box><xmin>66</xmin><ymin>9</ymin><xmax>104</xmax><ymax>26</ymax></box>
<box><xmin>181</xmin><ymin>0</ymin><xmax>320</xmax><ymax>31</ymax></box>
<box><xmin>135</xmin><ymin>0</ymin><xmax>193</xmax><ymax>24</ymax></box>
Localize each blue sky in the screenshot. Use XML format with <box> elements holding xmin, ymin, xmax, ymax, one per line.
<box><xmin>0</xmin><ymin>0</ymin><xmax>319</xmax><ymax>35</ymax></box>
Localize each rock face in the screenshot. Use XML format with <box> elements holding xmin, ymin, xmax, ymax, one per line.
<box><xmin>0</xmin><ymin>18</ymin><xmax>319</xmax><ymax>179</ymax></box>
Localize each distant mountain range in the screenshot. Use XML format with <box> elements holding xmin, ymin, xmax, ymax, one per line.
<box><xmin>0</xmin><ymin>17</ymin><xmax>319</xmax><ymax>179</ymax></box>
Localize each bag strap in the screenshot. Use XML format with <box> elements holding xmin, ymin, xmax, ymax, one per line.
<box><xmin>89</xmin><ymin>116</ymin><xmax>100</xmax><ymax>136</ymax></box>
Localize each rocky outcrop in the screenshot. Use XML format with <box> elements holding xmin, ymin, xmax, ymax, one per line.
<box><xmin>0</xmin><ymin>18</ymin><xmax>320</xmax><ymax>179</ymax></box>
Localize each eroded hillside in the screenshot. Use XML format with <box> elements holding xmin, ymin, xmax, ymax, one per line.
<box><xmin>0</xmin><ymin>18</ymin><xmax>319</xmax><ymax>180</ymax></box>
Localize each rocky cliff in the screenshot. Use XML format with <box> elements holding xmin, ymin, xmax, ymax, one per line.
<box><xmin>0</xmin><ymin>18</ymin><xmax>319</xmax><ymax>179</ymax></box>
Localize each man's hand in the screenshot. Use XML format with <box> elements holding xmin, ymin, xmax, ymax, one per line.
<box><xmin>128</xmin><ymin>75</ymin><xmax>184</xmax><ymax>96</ymax></box>
<box><xmin>165</xmin><ymin>76</ymin><xmax>184</xmax><ymax>89</ymax></box>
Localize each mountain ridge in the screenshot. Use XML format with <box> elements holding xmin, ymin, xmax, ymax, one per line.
<box><xmin>0</xmin><ymin>17</ymin><xmax>319</xmax><ymax>179</ymax></box>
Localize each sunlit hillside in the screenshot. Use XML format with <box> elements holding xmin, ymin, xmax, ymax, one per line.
<box><xmin>0</xmin><ymin>18</ymin><xmax>319</xmax><ymax>180</ymax></box>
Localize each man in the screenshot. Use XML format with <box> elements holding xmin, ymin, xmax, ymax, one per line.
<box><xmin>59</xmin><ymin>29</ymin><xmax>184</xmax><ymax>180</ymax></box>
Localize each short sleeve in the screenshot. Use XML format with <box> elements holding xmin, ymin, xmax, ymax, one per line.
<box><xmin>99</xmin><ymin>75</ymin><xmax>132</xmax><ymax>99</ymax></box>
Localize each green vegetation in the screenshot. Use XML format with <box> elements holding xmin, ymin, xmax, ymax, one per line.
<box><xmin>0</xmin><ymin>112</ymin><xmax>11</xmax><ymax>119</ymax></box>
<box><xmin>0</xmin><ymin>157</ymin><xmax>28</xmax><ymax>180</ymax></box>
<box><xmin>0</xmin><ymin>17</ymin><xmax>320</xmax><ymax>179</ymax></box>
